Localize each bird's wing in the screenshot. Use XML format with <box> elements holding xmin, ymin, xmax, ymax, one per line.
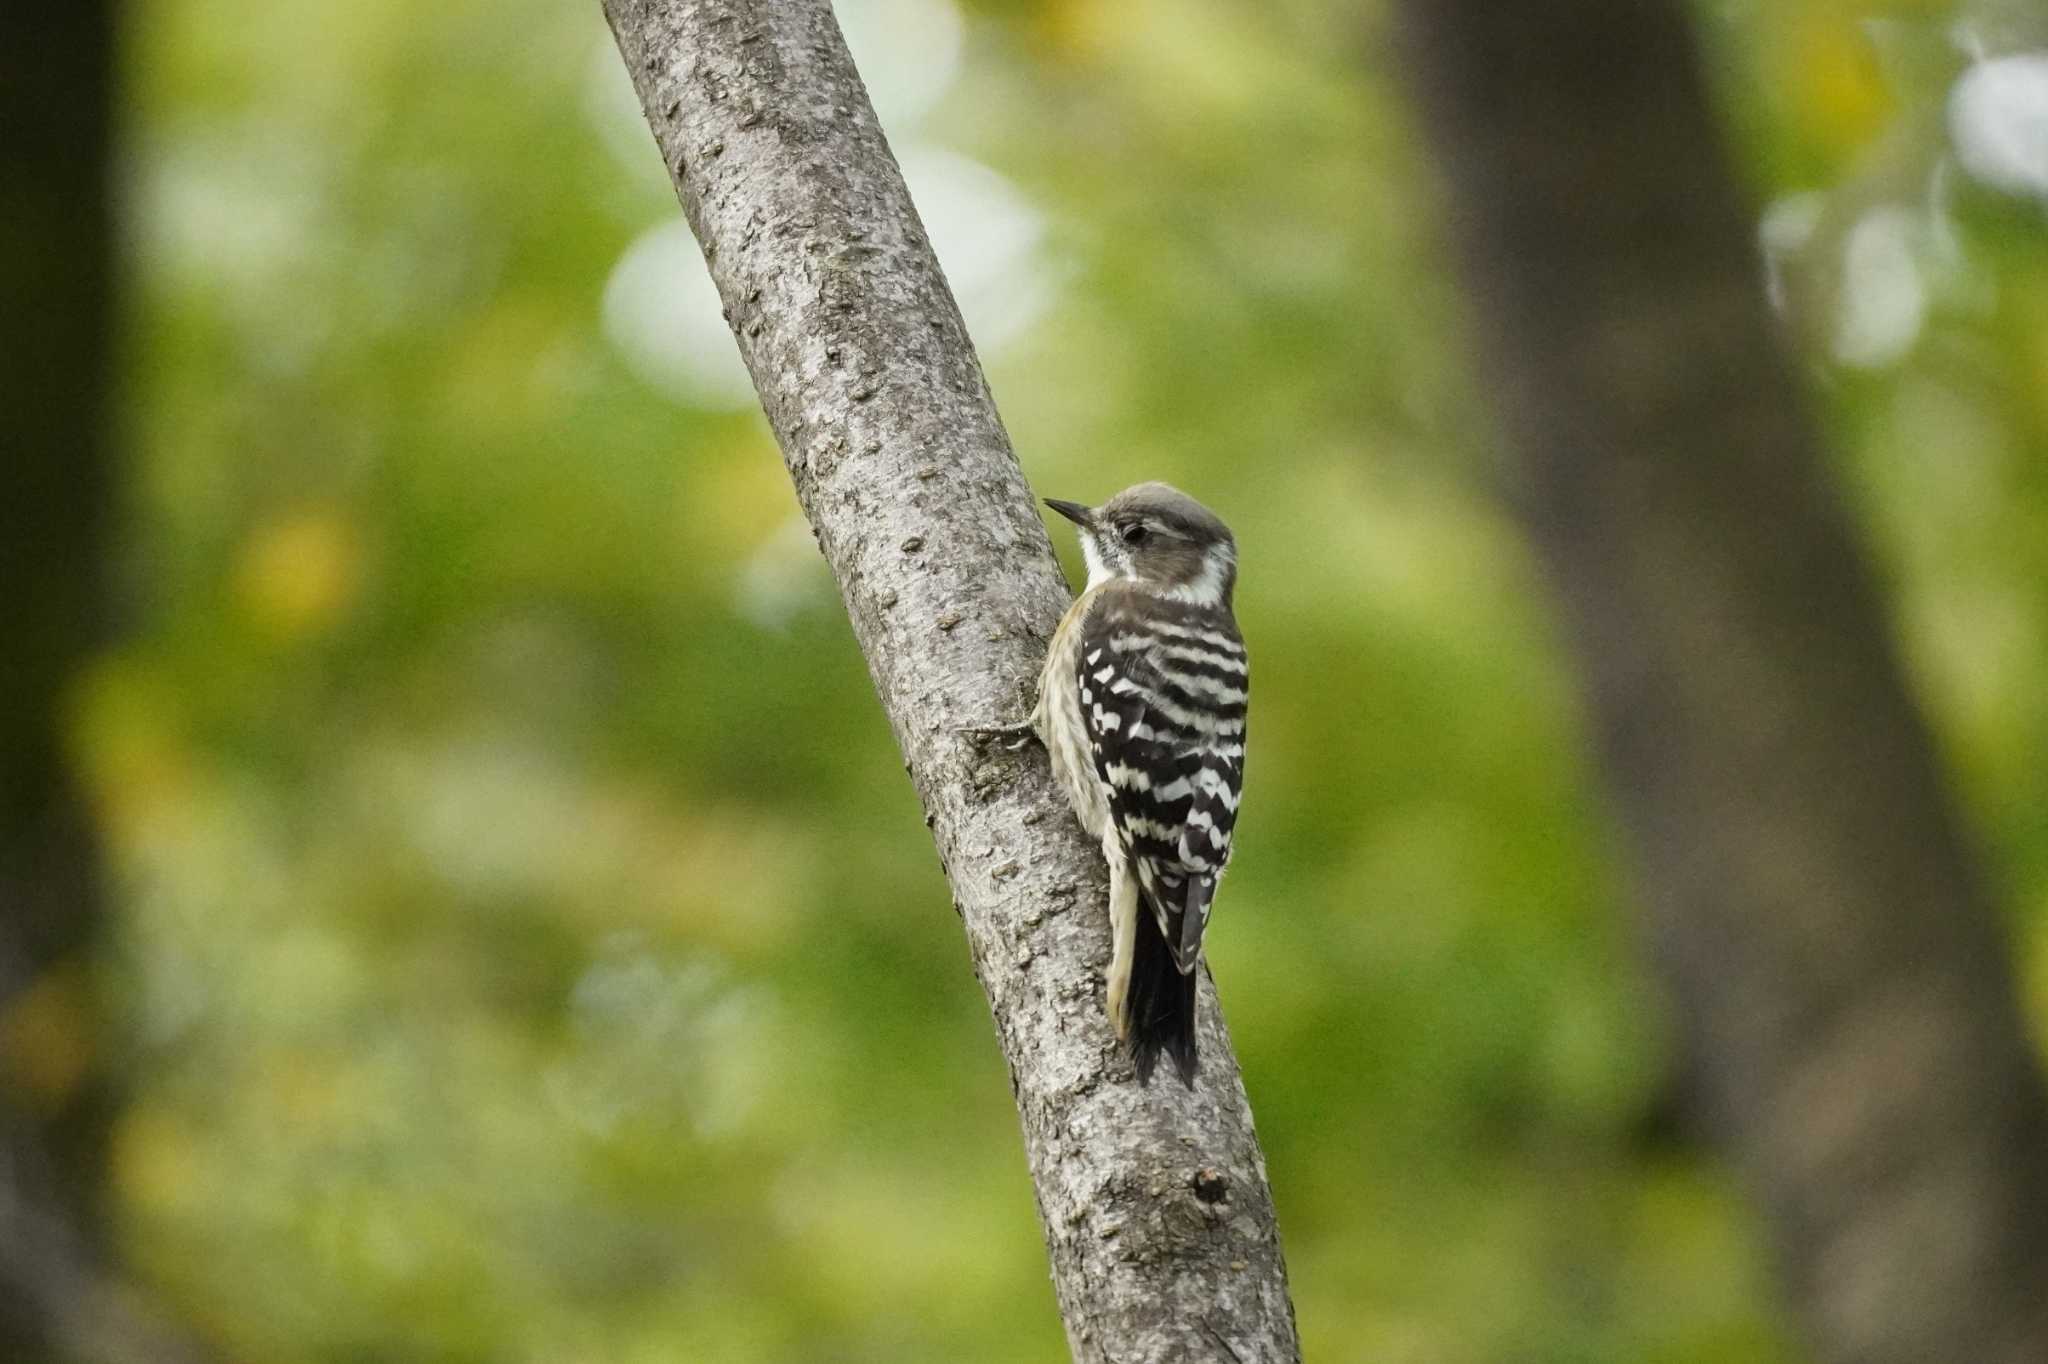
<box><xmin>1078</xmin><ymin>602</ymin><xmax>1247</xmax><ymax>971</ymax></box>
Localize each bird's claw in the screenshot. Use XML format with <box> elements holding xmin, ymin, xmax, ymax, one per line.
<box><xmin>958</xmin><ymin>717</ymin><xmax>1039</xmax><ymax>752</ymax></box>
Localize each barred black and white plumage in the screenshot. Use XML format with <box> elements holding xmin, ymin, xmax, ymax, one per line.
<box><xmin>1031</xmin><ymin>483</ymin><xmax>1248</xmax><ymax>1086</ymax></box>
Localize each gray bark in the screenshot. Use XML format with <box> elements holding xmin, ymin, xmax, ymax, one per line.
<box><xmin>599</xmin><ymin>3</ymin><xmax>1300</xmax><ymax>1359</ymax></box>
<box><xmin>1396</xmin><ymin>3</ymin><xmax>2048</xmax><ymax>1361</ymax></box>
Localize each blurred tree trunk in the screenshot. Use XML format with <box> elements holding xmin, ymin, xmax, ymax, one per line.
<box><xmin>1</xmin><ymin>6</ymin><xmax>210</xmax><ymax>1363</ymax></box>
<box><xmin>599</xmin><ymin>3</ymin><xmax>1300</xmax><ymax>1359</ymax></box>
<box><xmin>1396</xmin><ymin>3</ymin><xmax>2048</xmax><ymax>1361</ymax></box>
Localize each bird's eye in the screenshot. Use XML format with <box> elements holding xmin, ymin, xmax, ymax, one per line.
<box><xmin>1120</xmin><ymin>522</ymin><xmax>1149</xmax><ymax>546</ymax></box>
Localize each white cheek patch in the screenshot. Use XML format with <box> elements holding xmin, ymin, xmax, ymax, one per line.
<box><xmin>1165</xmin><ymin>544</ymin><xmax>1234</xmax><ymax>606</ymax></box>
<box><xmin>1081</xmin><ymin>534</ymin><xmax>1114</xmax><ymax>590</ymax></box>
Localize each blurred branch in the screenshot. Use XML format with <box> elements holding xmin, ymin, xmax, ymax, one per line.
<box><xmin>1396</xmin><ymin>3</ymin><xmax>2048</xmax><ymax>1361</ymax></box>
<box><xmin>0</xmin><ymin>5</ymin><xmax>215</xmax><ymax>1364</ymax></box>
<box><xmin>598</xmin><ymin>2</ymin><xmax>1300</xmax><ymax>1357</ymax></box>
<box><xmin>0</xmin><ymin>1183</ymin><xmax>213</xmax><ymax>1364</ymax></box>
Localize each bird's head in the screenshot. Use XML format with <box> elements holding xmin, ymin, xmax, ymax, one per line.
<box><xmin>1044</xmin><ymin>482</ymin><xmax>1237</xmax><ymax>608</ymax></box>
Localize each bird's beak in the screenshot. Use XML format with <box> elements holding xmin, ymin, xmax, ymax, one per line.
<box><xmin>1043</xmin><ymin>498</ymin><xmax>1093</xmax><ymax>528</ymax></box>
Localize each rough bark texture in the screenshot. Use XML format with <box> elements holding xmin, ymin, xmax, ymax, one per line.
<box><xmin>599</xmin><ymin>3</ymin><xmax>1300</xmax><ymax>1359</ymax></box>
<box><xmin>0</xmin><ymin>5</ymin><xmax>213</xmax><ymax>1363</ymax></box>
<box><xmin>1396</xmin><ymin>4</ymin><xmax>2048</xmax><ymax>1362</ymax></box>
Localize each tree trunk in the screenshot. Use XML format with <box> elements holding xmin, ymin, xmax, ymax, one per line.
<box><xmin>1395</xmin><ymin>3</ymin><xmax>2048</xmax><ymax>1361</ymax></box>
<box><xmin>0</xmin><ymin>6</ymin><xmax>213</xmax><ymax>1363</ymax></box>
<box><xmin>598</xmin><ymin>3</ymin><xmax>1300</xmax><ymax>1360</ymax></box>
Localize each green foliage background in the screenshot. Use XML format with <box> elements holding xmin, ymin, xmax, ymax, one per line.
<box><xmin>82</xmin><ymin>0</ymin><xmax>2048</xmax><ymax>1358</ymax></box>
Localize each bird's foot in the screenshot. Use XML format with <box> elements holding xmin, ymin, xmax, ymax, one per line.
<box><xmin>958</xmin><ymin>716</ymin><xmax>1039</xmax><ymax>752</ymax></box>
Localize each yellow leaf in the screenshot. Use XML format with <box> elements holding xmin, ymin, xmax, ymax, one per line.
<box><xmin>1784</xmin><ymin>12</ymin><xmax>1891</xmax><ymax>156</ymax></box>
<box><xmin>113</xmin><ymin>1105</ymin><xmax>206</xmax><ymax>1215</ymax></box>
<box><xmin>0</xmin><ymin>965</ymin><xmax>95</xmax><ymax>1112</ymax></box>
<box><xmin>236</xmin><ymin>508</ymin><xmax>362</xmax><ymax>639</ymax></box>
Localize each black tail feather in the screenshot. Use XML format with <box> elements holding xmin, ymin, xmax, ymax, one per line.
<box><xmin>1127</xmin><ymin>910</ymin><xmax>1198</xmax><ymax>1086</ymax></box>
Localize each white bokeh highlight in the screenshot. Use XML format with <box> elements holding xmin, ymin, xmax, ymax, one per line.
<box><xmin>1834</xmin><ymin>207</ymin><xmax>1928</xmax><ymax>369</ymax></box>
<box><xmin>1948</xmin><ymin>53</ymin><xmax>2048</xmax><ymax>202</ymax></box>
<box><xmin>590</xmin><ymin>0</ymin><xmax>1059</xmax><ymax>412</ymax></box>
<box><xmin>836</xmin><ymin>0</ymin><xmax>965</xmax><ymax>130</ymax></box>
<box><xmin>601</xmin><ymin>221</ymin><xmax>757</xmax><ymax>409</ymax></box>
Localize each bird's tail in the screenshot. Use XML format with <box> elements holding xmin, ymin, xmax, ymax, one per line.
<box><xmin>1126</xmin><ymin>908</ymin><xmax>1198</xmax><ymax>1086</ymax></box>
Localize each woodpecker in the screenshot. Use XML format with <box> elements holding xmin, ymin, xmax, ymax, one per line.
<box><xmin>1031</xmin><ymin>483</ymin><xmax>1247</xmax><ymax>1085</ymax></box>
